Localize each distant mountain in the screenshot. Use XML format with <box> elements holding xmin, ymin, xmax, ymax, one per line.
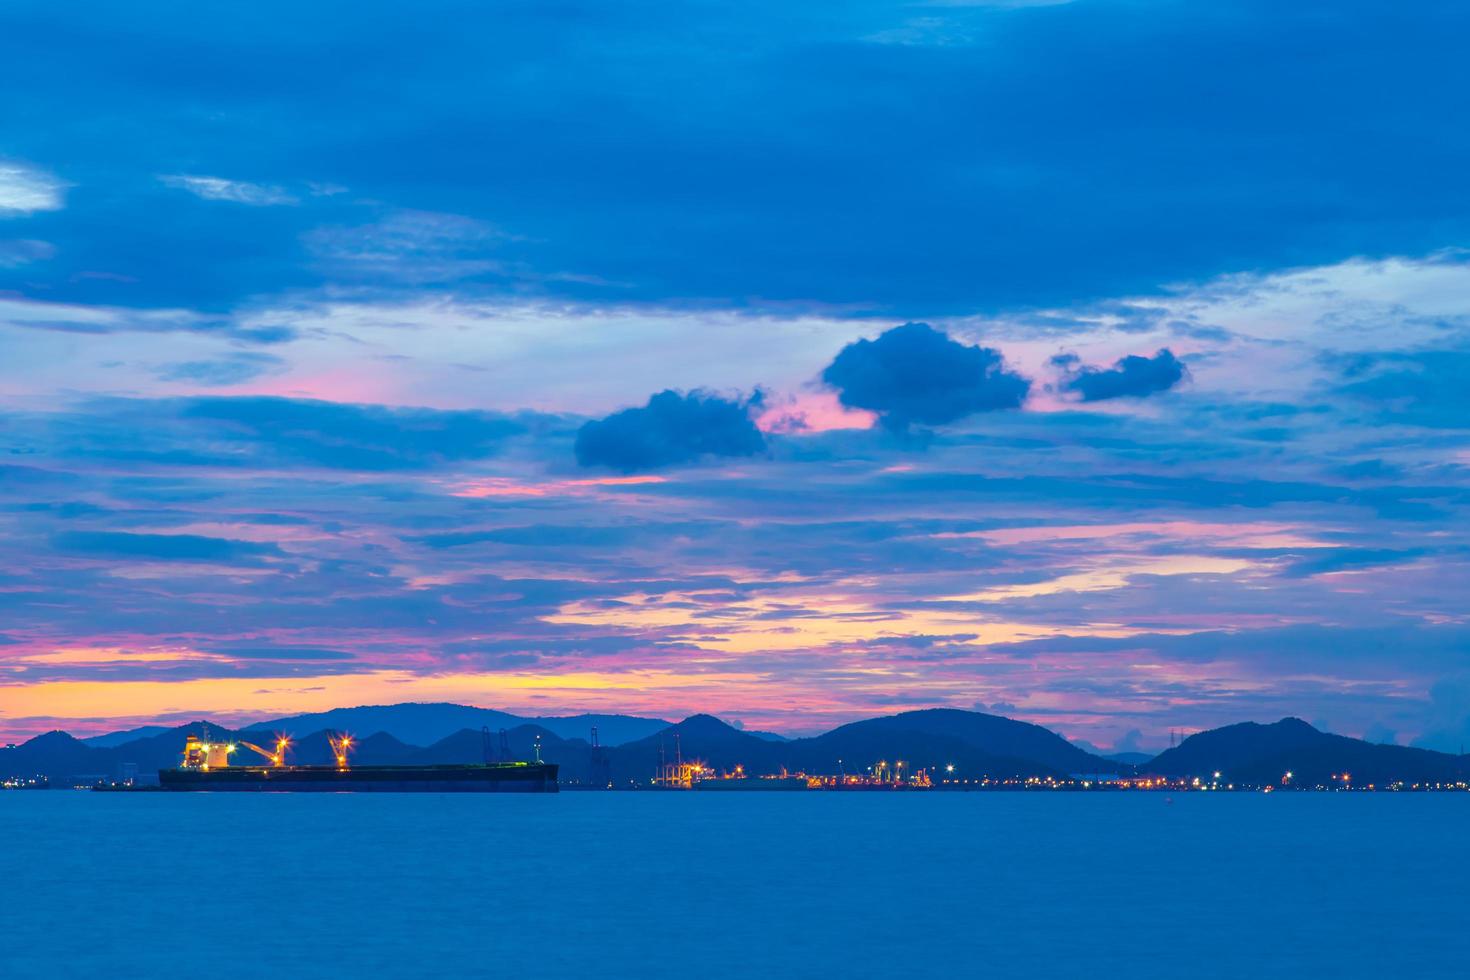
<box><xmin>604</xmin><ymin>714</ymin><xmax>783</xmax><ymax>783</ymax></box>
<box><xmin>1145</xmin><ymin>718</ymin><xmax>1467</xmax><ymax>785</ymax></box>
<box><xmin>1105</xmin><ymin>752</ymin><xmax>1155</xmax><ymax>766</ymax></box>
<box><xmin>1</xmin><ymin>723</ymin><xmax>239</xmax><ymax>783</ymax></box>
<box><xmin>598</xmin><ymin>709</ymin><xmax>1122</xmax><ymax>785</ymax></box>
<box><xmin>406</xmin><ymin>724</ymin><xmax>572</xmax><ymax>767</ymax></box>
<box><xmin>242</xmin><ymin>703</ymin><xmax>522</xmax><ymax>747</ymax></box>
<box><xmin>781</xmin><ymin>727</ymin><xmax>1049</xmax><ymax>781</ymax></box>
<box><xmin>242</xmin><ymin>703</ymin><xmax>670</xmax><ymax>747</ymax></box>
<box><xmin>801</xmin><ymin>709</ymin><xmax>1122</xmax><ymax>776</ymax></box>
<box><xmin>81</xmin><ymin>725</ymin><xmax>172</xmax><ymax>747</ymax></box>
<box><xmin>771</xmin><ymin>709</ymin><xmax>1121</xmax><ymax>781</ymax></box>
<box><xmin>2</xmin><ymin>731</ymin><xmax>99</xmax><ymax>778</ymax></box>
<box><xmin>0</xmin><ymin>721</ymin><xmax>503</xmax><ymax>780</ymax></box>
<box><xmin>0</xmin><ymin>708</ymin><xmax>1122</xmax><ymax>784</ymax></box>
<box><xmin>278</xmin><ymin>729</ymin><xmax>419</xmax><ymax>767</ymax></box>
<box><xmin>549</xmin><ymin>713</ymin><xmax>672</xmax><ymax>746</ymax></box>
<box><xmin>10</xmin><ymin>709</ymin><xmax>1464</xmax><ymax>788</ymax></box>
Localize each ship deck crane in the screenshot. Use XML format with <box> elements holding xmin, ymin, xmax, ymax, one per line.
<box><xmin>327</xmin><ymin>732</ymin><xmax>354</xmax><ymax>769</ymax></box>
<box><xmin>238</xmin><ymin>735</ymin><xmax>291</xmax><ymax>767</ymax></box>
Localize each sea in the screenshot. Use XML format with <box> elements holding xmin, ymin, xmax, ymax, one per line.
<box><xmin>2</xmin><ymin>791</ymin><xmax>1466</xmax><ymax>979</ymax></box>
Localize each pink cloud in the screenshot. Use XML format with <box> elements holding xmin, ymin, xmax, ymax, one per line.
<box><xmin>756</xmin><ymin>390</ymin><xmax>876</xmax><ymax>434</ymax></box>
<box><xmin>447</xmin><ymin>475</ymin><xmax>668</xmax><ymax>498</ymax></box>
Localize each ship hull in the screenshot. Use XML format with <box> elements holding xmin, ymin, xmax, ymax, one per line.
<box><xmin>159</xmin><ymin>763</ymin><xmax>558</xmax><ymax>793</ymax></box>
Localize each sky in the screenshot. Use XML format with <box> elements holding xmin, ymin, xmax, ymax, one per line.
<box><xmin>2</xmin><ymin>0</ymin><xmax>1470</xmax><ymax>751</ymax></box>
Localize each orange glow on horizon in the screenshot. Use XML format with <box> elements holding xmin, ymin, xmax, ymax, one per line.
<box><xmin>0</xmin><ymin>666</ymin><xmax>772</xmax><ymax>723</ymax></box>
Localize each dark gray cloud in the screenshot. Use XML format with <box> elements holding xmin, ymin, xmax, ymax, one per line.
<box><xmin>821</xmin><ymin>322</ymin><xmax>1030</xmax><ymax>429</ymax></box>
<box><xmin>1057</xmin><ymin>348</ymin><xmax>1188</xmax><ymax>401</ymax></box>
<box><xmin>1280</xmin><ymin>547</ymin><xmax>1428</xmax><ymax>578</ymax></box>
<box><xmin>202</xmin><ymin>644</ymin><xmax>358</xmax><ymax>661</ymax></box>
<box><xmin>1338</xmin><ymin>350</ymin><xmax>1470</xmax><ymax>428</ymax></box>
<box><xmin>181</xmin><ymin>396</ymin><xmax>527</xmax><ymax>470</ymax></box>
<box><xmin>50</xmin><ymin>531</ymin><xmax>283</xmax><ymax>563</ymax></box>
<box><xmin>8</xmin><ymin>396</ymin><xmax>550</xmax><ymax>475</ymax></box>
<box><xmin>9</xmin><ymin>0</ymin><xmax>1470</xmax><ymax>317</ymax></box>
<box><xmin>304</xmin><ymin>209</ymin><xmax>508</xmax><ymax>285</ymax></box>
<box><xmin>1</xmin><ymin>305</ymin><xmax>301</xmax><ymax>345</ymax></box>
<box><xmin>415</xmin><ymin>523</ymin><xmax>705</xmax><ymax>550</ymax></box>
<box><xmin>155</xmin><ymin>353</ymin><xmax>284</xmax><ymax>387</ymax></box>
<box><xmin>1408</xmin><ymin>674</ymin><xmax>1470</xmax><ymax>752</ymax></box>
<box><xmin>979</xmin><ymin>624</ymin><xmax>1470</xmax><ymax>676</ymax></box>
<box><xmin>574</xmin><ymin>389</ymin><xmax>765</xmax><ymax>471</ymax></box>
<box><xmin>230</xmin><ymin>325</ymin><xmax>299</xmax><ymax>345</ymax></box>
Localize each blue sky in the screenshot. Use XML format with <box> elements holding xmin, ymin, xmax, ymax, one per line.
<box><xmin>2</xmin><ymin>0</ymin><xmax>1469</xmax><ymax>749</ymax></box>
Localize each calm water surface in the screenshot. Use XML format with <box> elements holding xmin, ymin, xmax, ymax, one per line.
<box><xmin>2</xmin><ymin>792</ymin><xmax>1466</xmax><ymax>979</ymax></box>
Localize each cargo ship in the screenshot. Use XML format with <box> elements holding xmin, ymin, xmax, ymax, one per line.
<box><xmin>158</xmin><ymin>730</ymin><xmax>557</xmax><ymax>793</ymax></box>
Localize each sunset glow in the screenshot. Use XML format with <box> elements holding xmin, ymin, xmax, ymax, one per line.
<box><xmin>3</xmin><ymin>0</ymin><xmax>1469</xmax><ymax>756</ymax></box>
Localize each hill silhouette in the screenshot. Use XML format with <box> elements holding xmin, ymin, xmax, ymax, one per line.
<box><xmin>802</xmin><ymin>709</ymin><xmax>1120</xmax><ymax>775</ymax></box>
<box><xmin>242</xmin><ymin>702</ymin><xmax>670</xmax><ymax>747</ymax></box>
<box><xmin>604</xmin><ymin>714</ymin><xmax>781</xmax><ymax>783</ymax></box>
<box><xmin>405</xmin><ymin>724</ymin><xmax>570</xmax><ymax>766</ymax></box>
<box><xmin>81</xmin><ymin>725</ymin><xmax>172</xmax><ymax>747</ymax></box>
<box><xmin>599</xmin><ymin>710</ymin><xmax>1121</xmax><ymax>784</ymax></box>
<box><xmin>6</xmin><ymin>707</ymin><xmax>1467</xmax><ymax>787</ymax></box>
<box><xmin>1145</xmin><ymin>718</ymin><xmax>1468</xmax><ymax>785</ymax></box>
